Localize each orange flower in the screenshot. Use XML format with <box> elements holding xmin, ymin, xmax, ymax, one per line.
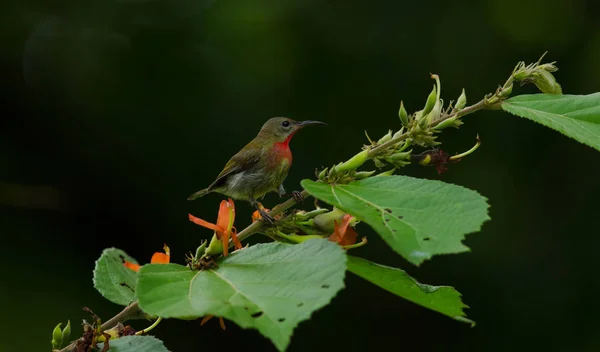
<box><xmin>123</xmin><ymin>244</ymin><xmax>171</xmax><ymax>272</ymax></box>
<box><xmin>189</xmin><ymin>199</ymin><xmax>241</xmax><ymax>256</ymax></box>
<box><xmin>328</xmin><ymin>214</ymin><xmax>359</xmax><ymax>246</ymax></box>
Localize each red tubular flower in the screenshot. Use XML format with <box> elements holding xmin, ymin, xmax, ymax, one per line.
<box><xmin>328</xmin><ymin>214</ymin><xmax>359</xmax><ymax>246</ymax></box>
<box><xmin>123</xmin><ymin>244</ymin><xmax>171</xmax><ymax>272</ymax></box>
<box><xmin>189</xmin><ymin>199</ymin><xmax>241</xmax><ymax>256</ymax></box>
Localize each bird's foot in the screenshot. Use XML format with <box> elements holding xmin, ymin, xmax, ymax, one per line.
<box><xmin>259</xmin><ymin>208</ymin><xmax>276</xmax><ymax>224</ymax></box>
<box><xmin>291</xmin><ymin>190</ymin><xmax>304</xmax><ymax>203</ymax></box>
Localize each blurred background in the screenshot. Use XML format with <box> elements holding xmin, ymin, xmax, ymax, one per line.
<box><xmin>2</xmin><ymin>0</ymin><xmax>600</xmax><ymax>351</ymax></box>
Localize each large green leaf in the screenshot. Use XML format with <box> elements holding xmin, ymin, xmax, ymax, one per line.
<box><xmin>502</xmin><ymin>93</ymin><xmax>600</xmax><ymax>151</ymax></box>
<box><xmin>347</xmin><ymin>256</ymin><xmax>473</xmax><ymax>324</ymax></box>
<box><xmin>301</xmin><ymin>176</ymin><xmax>490</xmax><ymax>266</ymax></box>
<box><xmin>136</xmin><ymin>239</ymin><xmax>346</xmax><ymax>352</ymax></box>
<box><xmin>96</xmin><ymin>335</ymin><xmax>169</xmax><ymax>352</ymax></box>
<box><xmin>93</xmin><ymin>248</ymin><xmax>138</xmax><ymax>306</ymax></box>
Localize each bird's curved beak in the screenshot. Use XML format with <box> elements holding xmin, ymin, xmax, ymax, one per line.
<box><xmin>296</xmin><ymin>120</ymin><xmax>327</xmax><ymax>128</ymax></box>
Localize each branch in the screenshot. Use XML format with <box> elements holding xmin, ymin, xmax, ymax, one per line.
<box><xmin>58</xmin><ymin>302</ymin><xmax>142</xmax><ymax>352</ymax></box>
<box><xmin>233</xmin><ymin>190</ymin><xmax>311</xmax><ymax>245</ymax></box>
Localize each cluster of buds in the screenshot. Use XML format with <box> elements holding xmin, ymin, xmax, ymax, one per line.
<box><xmin>511</xmin><ymin>53</ymin><xmax>561</xmax><ymax>95</ymax></box>
<box><xmin>317</xmin><ymin>148</ymin><xmax>377</xmax><ymax>184</ymax></box>
<box><xmin>51</xmin><ymin>320</ymin><xmax>71</xmax><ymax>351</ymax></box>
<box><xmin>314</xmin><ymin>64</ymin><xmax>525</xmax><ymax>184</ymax></box>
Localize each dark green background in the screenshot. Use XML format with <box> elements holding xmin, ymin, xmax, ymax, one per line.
<box><xmin>2</xmin><ymin>0</ymin><xmax>600</xmax><ymax>351</ymax></box>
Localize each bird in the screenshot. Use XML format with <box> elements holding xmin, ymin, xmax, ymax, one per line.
<box><xmin>188</xmin><ymin>117</ymin><xmax>326</xmax><ymax>223</ymax></box>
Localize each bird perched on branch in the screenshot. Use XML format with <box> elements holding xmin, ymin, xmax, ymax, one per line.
<box><xmin>188</xmin><ymin>117</ymin><xmax>325</xmax><ymax>223</ymax></box>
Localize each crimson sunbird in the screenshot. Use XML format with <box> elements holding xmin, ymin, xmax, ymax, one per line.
<box><xmin>188</xmin><ymin>117</ymin><xmax>326</xmax><ymax>223</ymax></box>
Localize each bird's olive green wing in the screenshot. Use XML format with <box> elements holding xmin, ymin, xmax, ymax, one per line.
<box><xmin>205</xmin><ymin>144</ymin><xmax>262</xmax><ymax>191</ymax></box>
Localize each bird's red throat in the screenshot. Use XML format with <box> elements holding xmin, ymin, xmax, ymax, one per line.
<box><xmin>272</xmin><ymin>131</ymin><xmax>296</xmax><ymax>160</ymax></box>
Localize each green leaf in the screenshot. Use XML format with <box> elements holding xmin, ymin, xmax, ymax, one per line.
<box><xmin>95</xmin><ymin>335</ymin><xmax>169</xmax><ymax>352</ymax></box>
<box><xmin>347</xmin><ymin>256</ymin><xmax>473</xmax><ymax>324</ymax></box>
<box><xmin>93</xmin><ymin>248</ymin><xmax>138</xmax><ymax>306</ymax></box>
<box><xmin>502</xmin><ymin>93</ymin><xmax>600</xmax><ymax>151</ymax></box>
<box><xmin>301</xmin><ymin>176</ymin><xmax>490</xmax><ymax>266</ymax></box>
<box><xmin>136</xmin><ymin>239</ymin><xmax>346</xmax><ymax>352</ymax></box>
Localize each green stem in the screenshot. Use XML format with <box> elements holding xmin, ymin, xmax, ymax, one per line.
<box><xmin>136</xmin><ymin>317</ymin><xmax>162</xmax><ymax>336</ymax></box>
<box><xmin>342</xmin><ymin>237</ymin><xmax>368</xmax><ymax>250</ymax></box>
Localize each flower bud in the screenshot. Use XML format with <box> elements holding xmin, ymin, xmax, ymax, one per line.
<box><xmin>194</xmin><ymin>241</ymin><xmax>207</xmax><ymax>260</ymax></box>
<box><xmin>455</xmin><ymin>88</ymin><xmax>467</xmax><ymax>110</ymax></box>
<box><xmin>313</xmin><ymin>208</ymin><xmax>358</xmax><ymax>234</ymax></box>
<box><xmin>61</xmin><ymin>320</ymin><xmax>71</xmax><ymax>346</ymax></box>
<box><xmin>433</xmin><ymin>115</ymin><xmax>461</xmax><ymax>130</ymax></box>
<box><xmin>51</xmin><ymin>323</ymin><xmax>63</xmax><ymax>350</ymax></box>
<box><xmin>498</xmin><ymin>83</ymin><xmax>513</xmax><ymax>97</ymax></box>
<box><xmin>373</xmin><ymin>157</ymin><xmax>386</xmax><ymax>168</ymax></box>
<box><xmin>337</xmin><ymin>149</ymin><xmax>370</xmax><ymax>173</ymax></box>
<box><xmin>426</xmin><ymin>99</ymin><xmax>442</xmax><ymax>125</ymax></box>
<box><xmin>386</xmin><ymin>150</ymin><xmax>412</xmax><ymax>161</ymax></box>
<box><xmin>398</xmin><ymin>101</ymin><xmax>409</xmax><ymax>127</ymax></box>
<box><xmin>422</xmin><ymin>84</ymin><xmax>437</xmax><ymax>116</ymax></box>
<box><xmin>327</xmin><ymin>164</ymin><xmax>340</xmax><ymax>178</ymax></box>
<box><xmin>532</xmin><ymin>70</ymin><xmax>562</xmax><ymax>94</ymax></box>
<box><xmin>392</xmin><ymin>127</ymin><xmax>405</xmax><ymax>139</ymax></box>
<box><xmin>538</xmin><ymin>63</ymin><xmax>558</xmax><ymax>72</ymax></box>
<box><xmin>205</xmin><ymin>234</ymin><xmax>223</xmax><ymax>257</ymax></box>
<box><xmin>375</xmin><ymin>168</ymin><xmax>395</xmax><ymax>176</ymax></box>
<box><xmin>318</xmin><ymin>168</ymin><xmax>328</xmax><ymax>180</ymax></box>
<box><xmin>377</xmin><ymin>130</ymin><xmax>392</xmax><ymax>144</ymax></box>
<box><xmin>354</xmin><ymin>170</ymin><xmax>376</xmax><ymax>179</ymax></box>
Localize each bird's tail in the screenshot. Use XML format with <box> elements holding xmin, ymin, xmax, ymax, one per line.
<box><xmin>188</xmin><ymin>188</ymin><xmax>211</xmax><ymax>200</ymax></box>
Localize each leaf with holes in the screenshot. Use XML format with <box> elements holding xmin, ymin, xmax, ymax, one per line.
<box><xmin>502</xmin><ymin>93</ymin><xmax>600</xmax><ymax>151</ymax></box>
<box><xmin>96</xmin><ymin>335</ymin><xmax>169</xmax><ymax>352</ymax></box>
<box><xmin>136</xmin><ymin>239</ymin><xmax>346</xmax><ymax>352</ymax></box>
<box><xmin>93</xmin><ymin>248</ymin><xmax>138</xmax><ymax>306</ymax></box>
<box><xmin>302</xmin><ymin>176</ymin><xmax>489</xmax><ymax>266</ymax></box>
<box><xmin>347</xmin><ymin>255</ymin><xmax>473</xmax><ymax>324</ymax></box>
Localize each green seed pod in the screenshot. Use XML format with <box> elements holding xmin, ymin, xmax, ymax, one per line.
<box><xmin>433</xmin><ymin>115</ymin><xmax>460</xmax><ymax>130</ymax></box>
<box><xmin>61</xmin><ymin>320</ymin><xmax>71</xmax><ymax>345</ymax></box>
<box><xmin>354</xmin><ymin>170</ymin><xmax>376</xmax><ymax>179</ymax></box>
<box><xmin>393</xmin><ymin>159</ymin><xmax>411</xmax><ymax>167</ymax></box>
<box><xmin>455</xmin><ymin>89</ymin><xmax>467</xmax><ymax>110</ymax></box>
<box><xmin>375</xmin><ymin>168</ymin><xmax>396</xmax><ymax>176</ymax></box>
<box><xmin>422</xmin><ymin>84</ymin><xmax>437</xmax><ymax>116</ymax></box>
<box><xmin>337</xmin><ymin>149</ymin><xmax>370</xmax><ymax>173</ymax></box>
<box><xmin>398</xmin><ymin>101</ymin><xmax>409</xmax><ymax>127</ymax></box>
<box><xmin>387</xmin><ymin>150</ymin><xmax>412</xmax><ymax>161</ymax></box>
<box><xmin>51</xmin><ymin>323</ymin><xmax>63</xmax><ymax>350</ymax></box>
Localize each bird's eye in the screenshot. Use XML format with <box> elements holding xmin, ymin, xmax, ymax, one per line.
<box><xmin>281</xmin><ymin>120</ymin><xmax>290</xmax><ymax>127</ymax></box>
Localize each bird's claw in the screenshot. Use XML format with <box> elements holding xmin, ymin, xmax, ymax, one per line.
<box><xmin>259</xmin><ymin>208</ymin><xmax>276</xmax><ymax>224</ymax></box>
<box><xmin>292</xmin><ymin>191</ymin><xmax>304</xmax><ymax>203</ymax></box>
